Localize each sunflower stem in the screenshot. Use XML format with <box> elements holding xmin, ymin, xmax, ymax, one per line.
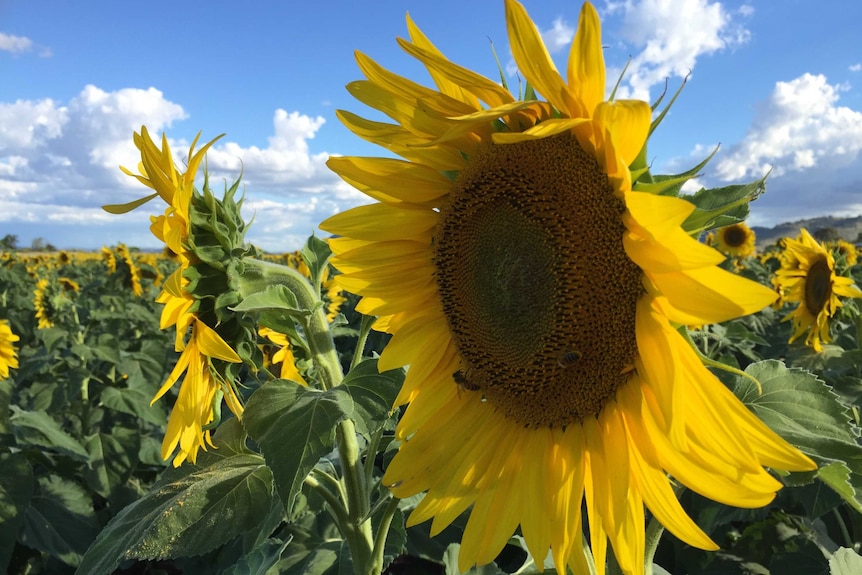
<box><xmin>643</xmin><ymin>516</ymin><xmax>666</xmax><ymax>575</ymax></box>
<box><xmin>352</xmin><ymin>314</ymin><xmax>375</xmax><ymax>371</ymax></box>
<box><xmin>370</xmin><ymin>495</ymin><xmax>401</xmax><ymax>573</ymax></box>
<box><xmin>236</xmin><ymin>257</ymin><xmax>376</xmax><ymax>574</ymax></box>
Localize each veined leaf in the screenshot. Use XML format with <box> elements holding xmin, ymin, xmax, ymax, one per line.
<box><xmin>75</xmin><ymin>453</ymin><xmax>274</xmax><ymax>575</ymax></box>
<box><xmin>9</xmin><ymin>407</ymin><xmax>89</xmax><ymax>461</ymax></box>
<box><xmin>340</xmin><ymin>358</ymin><xmax>404</xmax><ymax>439</ymax></box>
<box><xmin>0</xmin><ymin>452</ymin><xmax>34</xmax><ymax>573</ymax></box>
<box><xmin>242</xmin><ymin>379</ymin><xmax>354</xmax><ymax>516</ymax></box>
<box><xmin>729</xmin><ymin>360</ymin><xmax>862</xmax><ymax>512</ymax></box>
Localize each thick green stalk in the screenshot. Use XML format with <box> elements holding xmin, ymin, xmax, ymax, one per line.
<box><xmin>236</xmin><ymin>257</ymin><xmax>377</xmax><ymax>575</ymax></box>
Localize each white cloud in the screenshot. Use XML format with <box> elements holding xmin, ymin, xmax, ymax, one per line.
<box><xmin>0</xmin><ymin>32</ymin><xmax>33</xmax><ymax>53</ymax></box>
<box><xmin>850</xmin><ymin>63</ymin><xmax>862</xmax><ymax>72</ymax></box>
<box><xmin>0</xmin><ymin>32</ymin><xmax>51</xmax><ymax>57</ymax></box>
<box><xmin>0</xmin><ymin>86</ymin><xmax>364</xmax><ymax>251</ymax></box>
<box><xmin>610</xmin><ymin>0</ymin><xmax>751</xmax><ymax>100</ymax></box>
<box><xmin>690</xmin><ymin>73</ymin><xmax>862</xmax><ymax>227</ymax></box>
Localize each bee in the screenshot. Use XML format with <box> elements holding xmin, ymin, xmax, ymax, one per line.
<box><xmin>558</xmin><ymin>350</ymin><xmax>582</xmax><ymax>367</ymax></box>
<box><xmin>453</xmin><ymin>369</ymin><xmax>480</xmax><ymax>392</ymax></box>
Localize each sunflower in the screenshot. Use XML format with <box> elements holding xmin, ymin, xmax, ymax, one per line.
<box><xmin>714</xmin><ymin>222</ymin><xmax>756</xmax><ymax>258</ymax></box>
<box><xmin>0</xmin><ymin>319</ymin><xmax>19</xmax><ymax>379</ymax></box>
<box><xmin>106</xmin><ymin>128</ymin><xmax>244</xmax><ymax>467</ymax></box>
<box><xmin>116</xmin><ymin>243</ymin><xmax>143</xmax><ymax>297</ymax></box>
<box><xmin>33</xmin><ymin>278</ymin><xmax>54</xmax><ymax>329</ymax></box>
<box><xmin>258</xmin><ymin>327</ymin><xmax>308</xmax><ymax>385</ymax></box>
<box><xmin>101</xmin><ymin>246</ymin><xmax>117</xmax><ymax>274</ymax></box>
<box><xmin>320</xmin><ymin>2</ymin><xmax>815</xmax><ymax>573</ymax></box>
<box><xmin>827</xmin><ymin>238</ymin><xmax>858</xmax><ymax>267</ymax></box>
<box><xmin>58</xmin><ymin>276</ymin><xmax>81</xmax><ymax>293</ymax></box>
<box><xmin>774</xmin><ymin>228</ymin><xmax>862</xmax><ymax>352</ymax></box>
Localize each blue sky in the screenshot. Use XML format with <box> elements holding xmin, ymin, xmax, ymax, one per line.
<box><xmin>2</xmin><ymin>0</ymin><xmax>862</xmax><ymax>251</ymax></box>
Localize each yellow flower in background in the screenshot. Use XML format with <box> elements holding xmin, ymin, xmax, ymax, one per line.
<box><xmin>33</xmin><ymin>278</ymin><xmax>53</xmax><ymax>329</ymax></box>
<box><xmin>151</xmin><ymin>318</ymin><xmax>243</xmax><ymax>466</ymax></box>
<box><xmin>259</xmin><ymin>327</ymin><xmax>307</xmax><ymax>385</ymax></box>
<box><xmin>714</xmin><ymin>222</ymin><xmax>756</xmax><ymax>258</ymax></box>
<box><xmin>106</xmin><ymin>126</ymin><xmax>223</xmax><ymax>256</ymax></box>
<box><xmin>0</xmin><ymin>320</ymin><xmax>19</xmax><ymax>379</ymax></box>
<box><xmin>57</xmin><ymin>250</ymin><xmax>72</xmax><ymax>265</ymax></box>
<box><xmin>58</xmin><ymin>277</ymin><xmax>80</xmax><ymax>293</ymax></box>
<box><xmin>116</xmin><ymin>243</ymin><xmax>143</xmax><ymax>297</ymax></box>
<box><xmin>827</xmin><ymin>238</ymin><xmax>858</xmax><ymax>267</ymax></box>
<box><xmin>774</xmin><ymin>228</ymin><xmax>862</xmax><ymax>351</ymax></box>
<box><xmin>101</xmin><ymin>246</ymin><xmax>117</xmax><ymax>274</ymax></box>
<box><xmin>321</xmin><ymin>2</ymin><xmax>815</xmax><ymax>573</ymax></box>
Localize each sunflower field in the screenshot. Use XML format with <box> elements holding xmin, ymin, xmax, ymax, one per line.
<box><xmin>3</xmin><ymin>1</ymin><xmax>862</xmax><ymax>575</ymax></box>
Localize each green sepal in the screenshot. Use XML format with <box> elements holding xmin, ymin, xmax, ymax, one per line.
<box><xmin>681</xmin><ymin>175</ymin><xmax>767</xmax><ymax>234</ymax></box>
<box><xmin>242</xmin><ymin>379</ymin><xmax>354</xmax><ymax>518</ymax></box>
<box><xmin>633</xmin><ymin>145</ymin><xmax>718</xmax><ymax>197</ymax></box>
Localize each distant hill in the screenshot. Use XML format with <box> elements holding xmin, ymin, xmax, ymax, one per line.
<box><xmin>752</xmin><ymin>215</ymin><xmax>862</xmax><ymax>248</ymax></box>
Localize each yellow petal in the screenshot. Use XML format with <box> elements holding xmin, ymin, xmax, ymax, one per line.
<box><xmin>624</xmin><ymin>226</ymin><xmax>725</xmax><ymax>273</ymax></box>
<box><xmin>320</xmin><ymin>203</ymin><xmax>438</xmax><ymax>241</ymax></box>
<box><xmin>405</xmin><ymin>13</ymin><xmax>480</xmax><ymax>108</ymax></box>
<box><xmin>648</xmin><ymin>266</ymin><xmax>777</xmax><ymax>324</ymax></box>
<box><xmin>327</xmin><ymin>156</ymin><xmax>451</xmax><ymax>204</ymax></box>
<box><xmin>595</xmin><ymin>100</ymin><xmax>650</xmax><ymax>167</ymax></box>
<box><xmin>505</xmin><ymin>0</ymin><xmax>582</xmax><ymax>118</ymax></box>
<box><xmin>568</xmin><ymin>1</ymin><xmax>605</xmax><ymax>116</ymax></box>
<box><xmin>102</xmin><ymin>192</ymin><xmax>160</xmax><ymax>214</ymax></box>
<box><xmin>195</xmin><ymin>321</ymin><xmax>242</xmax><ymax>363</ymax></box>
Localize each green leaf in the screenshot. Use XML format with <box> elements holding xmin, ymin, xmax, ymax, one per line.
<box><xmin>243</xmin><ymin>379</ymin><xmax>353</xmax><ymax>516</ymax></box>
<box><xmin>75</xmin><ymin>453</ymin><xmax>274</xmax><ymax>575</ymax></box>
<box><xmin>84</xmin><ymin>427</ymin><xmax>141</xmax><ymax>499</ymax></box>
<box><xmin>301</xmin><ymin>234</ymin><xmax>333</xmax><ymax>290</ymax></box>
<box><xmin>830</xmin><ymin>547</ymin><xmax>862</xmax><ymax>575</ymax></box>
<box><xmin>682</xmin><ymin>177</ymin><xmax>766</xmax><ymax>234</ymax></box>
<box><xmin>21</xmin><ymin>475</ymin><xmax>99</xmax><ymax>567</ymax></box>
<box><xmin>9</xmin><ymin>407</ymin><xmax>89</xmax><ymax>461</ymax></box>
<box><xmin>730</xmin><ymin>360</ymin><xmax>862</xmax><ymax>512</ymax></box>
<box><xmin>0</xmin><ymin>452</ymin><xmax>34</xmax><ymax>574</ymax></box>
<box><xmin>232</xmin><ymin>284</ymin><xmax>300</xmax><ymax>313</ymax></box>
<box><xmin>340</xmin><ymin>358</ymin><xmax>404</xmax><ymax>439</ymax></box>
<box><xmin>221</xmin><ymin>538</ymin><xmax>291</xmax><ymax>575</ymax></box>
<box><xmin>100</xmin><ymin>384</ymin><xmax>167</xmax><ymax>426</ymax></box>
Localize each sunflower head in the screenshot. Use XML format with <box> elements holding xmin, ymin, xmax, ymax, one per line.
<box><xmin>827</xmin><ymin>238</ymin><xmax>858</xmax><ymax>268</ymax></box>
<box><xmin>774</xmin><ymin>228</ymin><xmax>862</xmax><ymax>351</ymax></box>
<box><xmin>714</xmin><ymin>222</ymin><xmax>756</xmax><ymax>258</ymax></box>
<box><xmin>321</xmin><ymin>1</ymin><xmax>813</xmax><ymax>573</ymax></box>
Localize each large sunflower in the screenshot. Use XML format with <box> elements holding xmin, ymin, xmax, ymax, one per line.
<box><xmin>0</xmin><ymin>319</ymin><xmax>19</xmax><ymax>379</ymax></box>
<box><xmin>714</xmin><ymin>222</ymin><xmax>756</xmax><ymax>258</ymax></box>
<box><xmin>320</xmin><ymin>2</ymin><xmax>815</xmax><ymax>573</ymax></box>
<box><xmin>774</xmin><ymin>228</ymin><xmax>862</xmax><ymax>352</ymax></box>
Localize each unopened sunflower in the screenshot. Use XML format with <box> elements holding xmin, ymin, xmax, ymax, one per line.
<box><xmin>714</xmin><ymin>222</ymin><xmax>756</xmax><ymax>258</ymax></box>
<box><xmin>321</xmin><ymin>1</ymin><xmax>815</xmax><ymax>573</ymax></box>
<box><xmin>774</xmin><ymin>228</ymin><xmax>862</xmax><ymax>351</ymax></box>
